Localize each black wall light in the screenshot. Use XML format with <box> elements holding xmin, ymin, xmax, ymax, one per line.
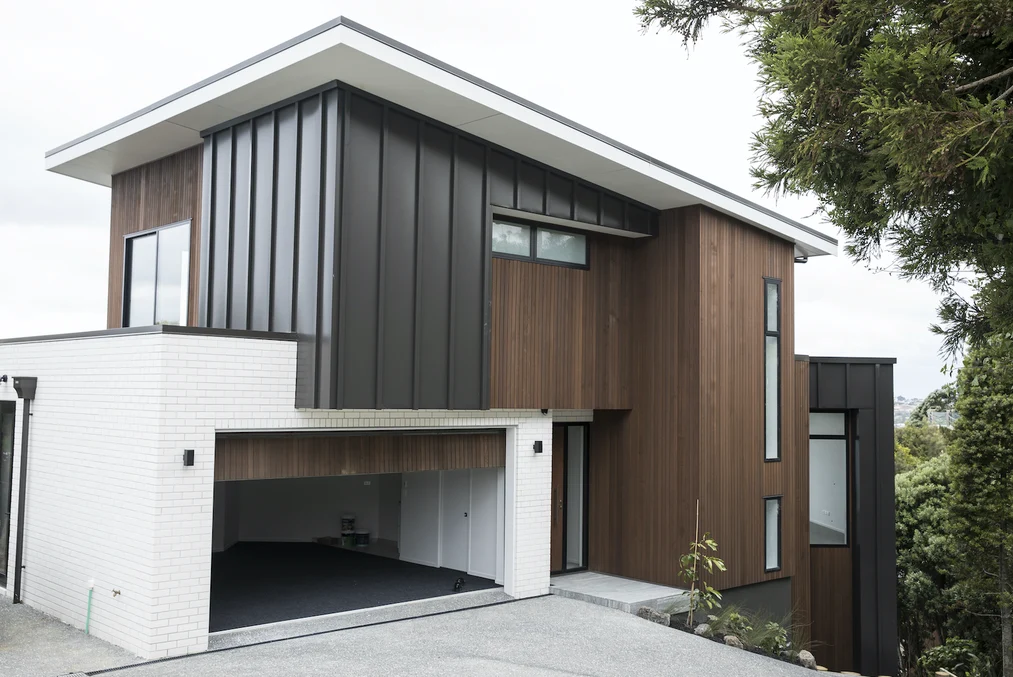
<box><xmin>0</xmin><ymin>375</ymin><xmax>7</xmax><ymax>384</ymax></box>
<box><xmin>183</xmin><ymin>449</ymin><xmax>195</xmax><ymax>467</ymax></box>
<box><xmin>533</xmin><ymin>441</ymin><xmax>543</xmax><ymax>454</ymax></box>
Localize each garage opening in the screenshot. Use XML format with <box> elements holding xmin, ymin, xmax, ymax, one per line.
<box><xmin>210</xmin><ymin>430</ymin><xmax>506</xmax><ymax>632</ymax></box>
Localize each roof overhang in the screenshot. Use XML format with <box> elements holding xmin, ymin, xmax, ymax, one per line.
<box><xmin>45</xmin><ymin>17</ymin><xmax>837</xmax><ymax>257</ymax></box>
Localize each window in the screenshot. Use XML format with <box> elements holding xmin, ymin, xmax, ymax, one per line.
<box><xmin>765</xmin><ymin>496</ymin><xmax>782</xmax><ymax>571</ymax></box>
<box><xmin>764</xmin><ymin>279</ymin><xmax>781</xmax><ymax>460</ymax></box>
<box><xmin>809</xmin><ymin>412</ymin><xmax>849</xmax><ymax>545</ymax></box>
<box><xmin>123</xmin><ymin>221</ymin><xmax>191</xmax><ymax>327</ymax></box>
<box><xmin>492</xmin><ymin>220</ymin><xmax>588</xmax><ymax>267</ymax></box>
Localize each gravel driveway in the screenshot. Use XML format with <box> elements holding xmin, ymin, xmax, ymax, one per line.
<box><xmin>2</xmin><ymin>595</ymin><xmax>834</xmax><ymax>677</ymax></box>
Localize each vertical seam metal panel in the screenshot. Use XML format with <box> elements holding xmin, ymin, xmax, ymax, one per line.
<box><xmin>412</xmin><ymin>121</ymin><xmax>426</xmax><ymax>410</ymax></box>
<box><xmin>334</xmin><ymin>93</ymin><xmax>351</xmax><ymax>409</ymax></box>
<box><xmin>291</xmin><ymin>103</ymin><xmax>304</xmax><ymax>333</ymax></box>
<box><xmin>479</xmin><ymin>145</ymin><xmax>492</xmax><ymax>410</ymax></box>
<box><xmin>198</xmin><ymin>136</ymin><xmax>214</xmax><ymax>327</ymax></box>
<box><xmin>375</xmin><ymin>105</ymin><xmax>389</xmax><ymax>410</ymax></box>
<box><xmin>226</xmin><ymin>126</ymin><xmax>238</xmax><ymax>327</ymax></box>
<box><xmin>313</xmin><ymin>92</ymin><xmax>329</xmax><ymax>409</ymax></box>
<box><xmin>245</xmin><ymin>119</ymin><xmax>257</xmax><ymax>330</ymax></box>
<box><xmin>268</xmin><ymin>110</ymin><xmax>280</xmax><ymax>331</ymax></box>
<box><xmin>446</xmin><ymin>133</ymin><xmax>458</xmax><ymax>409</ymax></box>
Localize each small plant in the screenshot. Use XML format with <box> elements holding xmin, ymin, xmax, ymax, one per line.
<box><xmin>678</xmin><ymin>499</ymin><xmax>726</xmax><ymax>627</ymax></box>
<box><xmin>752</xmin><ymin>621</ymin><xmax>790</xmax><ymax>655</ymax></box>
<box><xmin>706</xmin><ymin>606</ymin><xmax>752</xmax><ymax>638</ymax></box>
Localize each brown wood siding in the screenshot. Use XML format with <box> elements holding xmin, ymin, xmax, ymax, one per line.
<box><xmin>589</xmin><ymin>206</ymin><xmax>809</xmax><ymax>603</ymax></box>
<box><xmin>810</xmin><ymin>547</ymin><xmax>854</xmax><ymax>671</ymax></box>
<box><xmin>108</xmin><ymin>145</ymin><xmax>203</xmax><ymax>328</ymax></box>
<box><xmin>490</xmin><ymin>234</ymin><xmax>632</xmax><ymax>409</ymax></box>
<box><xmin>214</xmin><ymin>432</ymin><xmax>505</xmax><ymax>481</ymax></box>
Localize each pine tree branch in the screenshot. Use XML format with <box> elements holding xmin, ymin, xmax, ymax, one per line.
<box><xmin>955</xmin><ymin>65</ymin><xmax>1013</xmax><ymax>93</ymax></box>
<box><xmin>996</xmin><ymin>81</ymin><xmax>1013</xmax><ymax>102</ymax></box>
<box><xmin>726</xmin><ymin>2</ymin><xmax>799</xmax><ymax>15</ymax></box>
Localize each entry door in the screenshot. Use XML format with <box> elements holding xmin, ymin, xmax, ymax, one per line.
<box><xmin>440</xmin><ymin>469</ymin><xmax>471</xmax><ymax>572</ymax></box>
<box><xmin>550</xmin><ymin>423</ymin><xmax>589</xmax><ymax>573</ymax></box>
<box><xmin>0</xmin><ymin>402</ymin><xmax>15</xmax><ymax>584</ymax></box>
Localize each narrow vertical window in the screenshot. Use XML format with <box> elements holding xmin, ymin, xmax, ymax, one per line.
<box><xmin>123</xmin><ymin>221</ymin><xmax>191</xmax><ymax>327</ymax></box>
<box><xmin>764</xmin><ymin>279</ymin><xmax>781</xmax><ymax>460</ymax></box>
<box><xmin>765</xmin><ymin>496</ymin><xmax>782</xmax><ymax>572</ymax></box>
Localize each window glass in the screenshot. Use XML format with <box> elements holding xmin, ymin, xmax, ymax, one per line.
<box><xmin>764</xmin><ymin>335</ymin><xmax>779</xmax><ymax>459</ymax></box>
<box><xmin>765</xmin><ymin>498</ymin><xmax>781</xmax><ymax>570</ymax></box>
<box><xmin>492</xmin><ymin>222</ymin><xmax>531</xmax><ymax>257</ymax></box>
<box><xmin>126</xmin><ymin>233</ymin><xmax>157</xmax><ymax>328</ymax></box>
<box><xmin>537</xmin><ymin>228</ymin><xmax>586</xmax><ymax>265</ymax></box>
<box><xmin>566</xmin><ymin>425</ymin><xmax>586</xmax><ymax>570</ymax></box>
<box><xmin>766</xmin><ymin>281</ymin><xmax>779</xmax><ymax>332</ymax></box>
<box><xmin>154</xmin><ymin>224</ymin><xmax>190</xmax><ymax>326</ymax></box>
<box><xmin>809</xmin><ymin>438</ymin><xmax>848</xmax><ymax>544</ymax></box>
<box><xmin>810</xmin><ymin>412</ymin><xmax>846</xmax><ymax>436</ymax></box>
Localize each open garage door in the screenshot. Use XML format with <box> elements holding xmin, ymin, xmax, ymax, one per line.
<box><xmin>210</xmin><ymin>430</ymin><xmax>506</xmax><ymax>632</ymax></box>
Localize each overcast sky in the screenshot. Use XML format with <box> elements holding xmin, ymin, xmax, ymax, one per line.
<box><xmin>0</xmin><ymin>0</ymin><xmax>951</xmax><ymax>397</ymax></box>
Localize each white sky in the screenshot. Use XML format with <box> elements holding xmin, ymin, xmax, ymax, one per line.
<box><xmin>0</xmin><ymin>0</ymin><xmax>950</xmax><ymax>397</ymax></box>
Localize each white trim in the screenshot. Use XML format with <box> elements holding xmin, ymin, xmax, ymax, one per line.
<box><xmin>44</xmin><ymin>20</ymin><xmax>836</xmax><ymax>256</ymax></box>
<box><xmin>492</xmin><ymin>208</ymin><xmax>650</xmax><ymax>239</ymax></box>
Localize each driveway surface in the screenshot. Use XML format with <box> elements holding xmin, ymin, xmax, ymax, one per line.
<box><xmin>2</xmin><ymin>595</ymin><xmax>834</xmax><ymax>677</ymax></box>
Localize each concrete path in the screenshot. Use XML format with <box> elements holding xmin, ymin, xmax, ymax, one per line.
<box><xmin>2</xmin><ymin>595</ymin><xmax>836</xmax><ymax>677</ymax></box>
<box><xmin>550</xmin><ymin>571</ymin><xmax>690</xmax><ymax>613</ymax></box>
<box><xmin>0</xmin><ymin>602</ymin><xmax>137</xmax><ymax>677</ymax></box>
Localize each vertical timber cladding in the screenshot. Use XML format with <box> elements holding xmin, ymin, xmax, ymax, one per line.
<box><xmin>198</xmin><ymin>81</ymin><xmax>657</xmax><ymax>410</ymax></box>
<box><xmin>588</xmin><ymin>206</ymin><xmax>805</xmax><ymax>597</ymax></box>
<box><xmin>108</xmin><ymin>145</ymin><xmax>203</xmax><ymax>328</ymax></box>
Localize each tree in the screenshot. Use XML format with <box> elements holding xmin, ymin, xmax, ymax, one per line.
<box><xmin>896</xmin><ymin>423</ymin><xmax>948</xmax><ymax>462</ymax></box>
<box><xmin>949</xmin><ymin>338</ymin><xmax>1013</xmax><ymax>677</ymax></box>
<box><xmin>634</xmin><ymin>0</ymin><xmax>1013</xmax><ymax>354</ymax></box>
<box><xmin>909</xmin><ymin>384</ymin><xmax>958</xmax><ymax>426</ymax></box>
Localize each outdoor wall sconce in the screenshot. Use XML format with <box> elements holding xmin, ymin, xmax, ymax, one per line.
<box><xmin>0</xmin><ymin>375</ymin><xmax>7</xmax><ymax>384</ymax></box>
<box><xmin>533</xmin><ymin>441</ymin><xmax>543</xmax><ymax>454</ymax></box>
<box><xmin>182</xmin><ymin>449</ymin><xmax>195</xmax><ymax>467</ymax></box>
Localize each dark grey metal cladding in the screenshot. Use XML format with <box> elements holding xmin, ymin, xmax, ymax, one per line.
<box><xmin>487</xmin><ymin>149</ymin><xmax>656</xmax><ymax>235</ymax></box>
<box><xmin>808</xmin><ymin>357</ymin><xmax>898</xmax><ymax>677</ymax></box>
<box><xmin>199</xmin><ymin>80</ymin><xmax>660</xmax><ymax>410</ymax></box>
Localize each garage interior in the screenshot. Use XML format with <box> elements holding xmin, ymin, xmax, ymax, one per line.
<box><xmin>210</xmin><ymin>430</ymin><xmax>506</xmax><ymax>632</ymax></box>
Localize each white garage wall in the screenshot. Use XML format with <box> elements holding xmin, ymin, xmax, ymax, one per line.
<box><xmin>233</xmin><ymin>475</ymin><xmax>382</xmax><ymax>543</ymax></box>
<box><xmin>399</xmin><ymin>471</ymin><xmax>440</xmax><ymax>567</ymax></box>
<box><xmin>469</xmin><ymin>468</ymin><xmax>499</xmax><ymax>580</ymax></box>
<box><xmin>0</xmin><ymin>332</ymin><xmax>554</xmax><ymax>659</ymax></box>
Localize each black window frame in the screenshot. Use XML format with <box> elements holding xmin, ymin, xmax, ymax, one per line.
<box><xmin>808</xmin><ymin>409</ymin><xmax>853</xmax><ymax>548</ymax></box>
<box><xmin>763</xmin><ymin>277</ymin><xmax>782</xmax><ymax>462</ymax></box>
<box><xmin>122</xmin><ymin>220</ymin><xmax>192</xmax><ymax>328</ymax></box>
<box><xmin>763</xmin><ymin>495</ymin><xmax>783</xmax><ymax>573</ymax></box>
<box><xmin>491</xmin><ymin>217</ymin><xmax>590</xmax><ymax>270</ymax></box>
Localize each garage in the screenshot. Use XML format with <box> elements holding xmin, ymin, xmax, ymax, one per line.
<box><xmin>210</xmin><ymin>430</ymin><xmax>506</xmax><ymax>632</ymax></box>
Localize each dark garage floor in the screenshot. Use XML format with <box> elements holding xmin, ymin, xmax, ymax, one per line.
<box><xmin>210</xmin><ymin>542</ymin><xmax>499</xmax><ymax>631</ymax></box>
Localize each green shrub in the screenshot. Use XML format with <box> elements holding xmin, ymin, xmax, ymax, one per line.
<box><xmin>706</xmin><ymin>606</ymin><xmax>752</xmax><ymax>638</ymax></box>
<box><xmin>917</xmin><ymin>638</ymin><xmax>991</xmax><ymax>677</ymax></box>
<box><xmin>751</xmin><ymin>621</ymin><xmax>790</xmax><ymax>655</ymax></box>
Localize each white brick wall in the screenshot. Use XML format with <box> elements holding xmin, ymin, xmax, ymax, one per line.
<box><xmin>0</xmin><ymin>332</ymin><xmax>561</xmax><ymax>658</ymax></box>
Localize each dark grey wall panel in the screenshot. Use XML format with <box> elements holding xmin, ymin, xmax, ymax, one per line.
<box><xmin>249</xmin><ymin>114</ymin><xmax>275</xmax><ymax>332</ymax></box>
<box><xmin>341</xmin><ymin>94</ymin><xmax>383</xmax><ymax>408</ymax></box>
<box><xmin>199</xmin><ymin>80</ymin><xmax>660</xmax><ymax>410</ymax></box>
<box><xmin>230</xmin><ymin>121</ymin><xmax>253</xmax><ymax>330</ymax></box>
<box><xmin>451</xmin><ymin>138</ymin><xmax>486</xmax><ymax>408</ymax></box>
<box><xmin>809</xmin><ymin>357</ymin><xmax>897</xmax><ymax>677</ymax></box>
<box><xmin>272</xmin><ymin>104</ymin><xmax>298</xmax><ymax>333</ymax></box>
<box><xmin>417</xmin><ymin>124</ymin><xmax>453</xmax><ymax>409</ymax></box>
<box><xmin>380</xmin><ymin>110</ymin><xmax>420</xmax><ymax>409</ymax></box>
<box><xmin>210</xmin><ymin>131</ymin><xmax>232</xmax><ymax>328</ymax></box>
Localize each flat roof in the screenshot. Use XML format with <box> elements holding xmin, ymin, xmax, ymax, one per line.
<box><xmin>45</xmin><ymin>16</ymin><xmax>837</xmax><ymax>257</ymax></box>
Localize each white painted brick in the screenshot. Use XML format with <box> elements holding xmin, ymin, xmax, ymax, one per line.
<box><xmin>0</xmin><ymin>332</ymin><xmax>584</xmax><ymax>659</ymax></box>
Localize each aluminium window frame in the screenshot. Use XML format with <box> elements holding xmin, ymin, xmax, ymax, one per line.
<box><xmin>491</xmin><ymin>216</ymin><xmax>590</xmax><ymax>270</ymax></box>
<box><xmin>763</xmin><ymin>494</ymin><xmax>783</xmax><ymax>573</ymax></box>
<box><xmin>763</xmin><ymin>277</ymin><xmax>782</xmax><ymax>462</ymax></box>
<box><xmin>808</xmin><ymin>409</ymin><xmax>853</xmax><ymax>548</ymax></box>
<box><xmin>121</xmin><ymin>219</ymin><xmax>192</xmax><ymax>328</ymax></box>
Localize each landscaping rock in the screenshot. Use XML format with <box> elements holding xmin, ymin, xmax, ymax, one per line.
<box><xmin>694</xmin><ymin>623</ymin><xmax>711</xmax><ymax>637</ymax></box>
<box><xmin>797</xmin><ymin>649</ymin><xmax>817</xmax><ymax>669</ymax></box>
<box><xmin>724</xmin><ymin>635</ymin><xmax>743</xmax><ymax>648</ymax></box>
<box><xmin>635</xmin><ymin>606</ymin><xmax>671</xmax><ymax>626</ymax></box>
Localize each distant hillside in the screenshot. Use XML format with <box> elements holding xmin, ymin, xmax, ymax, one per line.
<box><xmin>894</xmin><ymin>396</ymin><xmax>923</xmax><ymax>427</ymax></box>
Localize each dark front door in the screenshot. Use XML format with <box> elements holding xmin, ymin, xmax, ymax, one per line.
<box><xmin>550</xmin><ymin>423</ymin><xmax>589</xmax><ymax>573</ymax></box>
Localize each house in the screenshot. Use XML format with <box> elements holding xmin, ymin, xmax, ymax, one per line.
<box><xmin>0</xmin><ymin>17</ymin><xmax>897</xmax><ymax>675</ymax></box>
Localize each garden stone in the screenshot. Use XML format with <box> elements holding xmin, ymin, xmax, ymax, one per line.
<box><xmin>798</xmin><ymin>650</ymin><xmax>817</xmax><ymax>669</ymax></box>
<box><xmin>724</xmin><ymin>635</ymin><xmax>743</xmax><ymax>648</ymax></box>
<box><xmin>635</xmin><ymin>606</ymin><xmax>670</xmax><ymax>626</ymax></box>
<box><xmin>694</xmin><ymin>623</ymin><xmax>711</xmax><ymax>636</ymax></box>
